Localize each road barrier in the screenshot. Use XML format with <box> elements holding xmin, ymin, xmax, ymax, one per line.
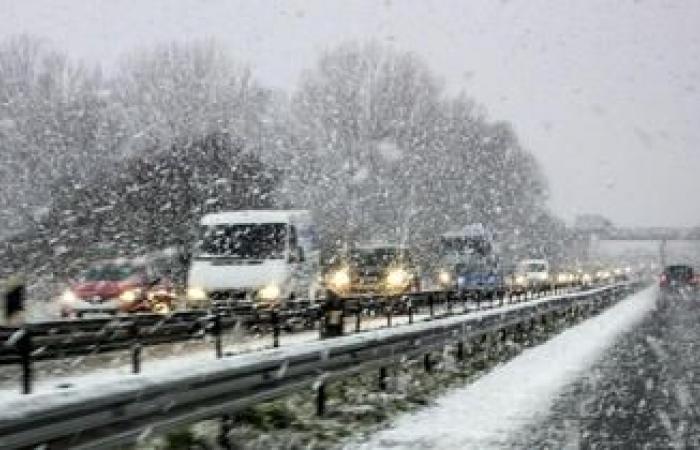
<box><xmin>0</xmin><ymin>282</ymin><xmax>640</xmax><ymax>449</ymax></box>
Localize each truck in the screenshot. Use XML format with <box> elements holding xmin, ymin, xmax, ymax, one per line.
<box><xmin>435</xmin><ymin>224</ymin><xmax>506</xmax><ymax>299</ymax></box>
<box><xmin>186</xmin><ymin>210</ymin><xmax>321</xmax><ymax>313</ymax></box>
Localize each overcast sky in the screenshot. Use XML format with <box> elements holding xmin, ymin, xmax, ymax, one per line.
<box><xmin>2</xmin><ymin>0</ymin><xmax>699</xmax><ymax>227</ymax></box>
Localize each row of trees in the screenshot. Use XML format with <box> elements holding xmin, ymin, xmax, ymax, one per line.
<box><xmin>0</xmin><ymin>36</ymin><xmax>570</xmax><ymax>276</ymax></box>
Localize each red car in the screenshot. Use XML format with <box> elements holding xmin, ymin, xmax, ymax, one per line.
<box><xmin>58</xmin><ymin>258</ymin><xmax>175</xmax><ymax>318</ymax></box>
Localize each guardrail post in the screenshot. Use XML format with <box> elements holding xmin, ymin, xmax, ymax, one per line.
<box><xmin>214</xmin><ymin>312</ymin><xmax>223</xmax><ymax>359</ymax></box>
<box><xmin>17</xmin><ymin>329</ymin><xmax>32</xmax><ymax>395</ymax></box>
<box><xmin>316</xmin><ymin>382</ymin><xmax>326</xmax><ymax>416</ymax></box>
<box><xmin>424</xmin><ymin>353</ymin><xmax>432</xmax><ymax>373</ymax></box>
<box><xmin>272</xmin><ymin>310</ymin><xmax>280</xmax><ymax>348</ymax></box>
<box><xmin>217</xmin><ymin>414</ymin><xmax>233</xmax><ymax>450</ymax></box>
<box><xmin>387</xmin><ymin>300</ymin><xmax>393</xmax><ymax>328</ymax></box>
<box><xmin>379</xmin><ymin>366</ymin><xmax>387</xmax><ymax>391</ymax></box>
<box><xmin>130</xmin><ymin>322</ymin><xmax>141</xmax><ymax>374</ymax></box>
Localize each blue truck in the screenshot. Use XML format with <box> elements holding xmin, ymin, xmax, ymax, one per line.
<box><xmin>435</xmin><ymin>224</ymin><xmax>506</xmax><ymax>299</ymax></box>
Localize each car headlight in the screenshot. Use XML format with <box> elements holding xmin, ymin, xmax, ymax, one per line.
<box><xmin>328</xmin><ymin>268</ymin><xmax>351</xmax><ymax>290</ymax></box>
<box><xmin>387</xmin><ymin>268</ymin><xmax>409</xmax><ymax>287</ymax></box>
<box><xmin>258</xmin><ymin>284</ymin><xmax>281</xmax><ymax>300</ymax></box>
<box><xmin>187</xmin><ymin>286</ymin><xmax>208</xmax><ymax>302</ymax></box>
<box><xmin>438</xmin><ymin>270</ymin><xmax>451</xmax><ymax>284</ymax></box>
<box><xmin>515</xmin><ymin>275</ymin><xmax>528</xmax><ymax>286</ymax></box>
<box><xmin>60</xmin><ymin>289</ymin><xmax>78</xmax><ymax>304</ymax></box>
<box><xmin>119</xmin><ymin>289</ymin><xmax>141</xmax><ymax>303</ymax></box>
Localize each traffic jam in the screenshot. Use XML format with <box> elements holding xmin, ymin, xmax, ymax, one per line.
<box><xmin>46</xmin><ymin>209</ymin><xmax>641</xmax><ymax>323</ymax></box>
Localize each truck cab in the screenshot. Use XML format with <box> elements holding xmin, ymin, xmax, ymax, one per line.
<box><xmin>435</xmin><ymin>224</ymin><xmax>505</xmax><ymax>298</ymax></box>
<box><xmin>186</xmin><ymin>210</ymin><xmax>320</xmax><ymax>311</ymax></box>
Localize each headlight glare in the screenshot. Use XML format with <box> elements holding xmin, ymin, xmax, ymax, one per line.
<box><xmin>119</xmin><ymin>289</ymin><xmax>141</xmax><ymax>303</ymax></box>
<box><xmin>258</xmin><ymin>284</ymin><xmax>281</xmax><ymax>300</ymax></box>
<box><xmin>60</xmin><ymin>289</ymin><xmax>78</xmax><ymax>304</ymax></box>
<box><xmin>187</xmin><ymin>287</ymin><xmax>208</xmax><ymax>302</ymax></box>
<box><xmin>438</xmin><ymin>270</ymin><xmax>451</xmax><ymax>284</ymax></box>
<box><xmin>387</xmin><ymin>268</ymin><xmax>409</xmax><ymax>287</ymax></box>
<box><xmin>328</xmin><ymin>268</ymin><xmax>351</xmax><ymax>289</ymax></box>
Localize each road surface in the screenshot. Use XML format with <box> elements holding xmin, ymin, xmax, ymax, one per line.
<box><xmin>510</xmin><ymin>293</ymin><xmax>700</xmax><ymax>449</ymax></box>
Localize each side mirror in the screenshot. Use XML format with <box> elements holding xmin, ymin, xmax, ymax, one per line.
<box><xmin>289</xmin><ymin>246</ymin><xmax>305</xmax><ymax>263</ymax></box>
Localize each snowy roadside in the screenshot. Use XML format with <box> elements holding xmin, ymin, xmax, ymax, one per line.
<box><xmin>350</xmin><ymin>286</ymin><xmax>657</xmax><ymax>450</ymax></box>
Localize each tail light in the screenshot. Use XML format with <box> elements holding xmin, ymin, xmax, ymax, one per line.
<box><xmin>660</xmin><ymin>273</ymin><xmax>669</xmax><ymax>287</ymax></box>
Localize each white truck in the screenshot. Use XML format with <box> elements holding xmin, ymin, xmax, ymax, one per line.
<box><xmin>186</xmin><ymin>210</ymin><xmax>321</xmax><ymax>311</ymax></box>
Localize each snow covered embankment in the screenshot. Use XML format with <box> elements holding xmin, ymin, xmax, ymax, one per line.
<box><xmin>353</xmin><ymin>286</ymin><xmax>657</xmax><ymax>450</ymax></box>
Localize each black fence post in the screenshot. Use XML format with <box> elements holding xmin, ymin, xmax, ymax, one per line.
<box><xmin>456</xmin><ymin>341</ymin><xmax>464</xmax><ymax>361</ymax></box>
<box><xmin>316</xmin><ymin>382</ymin><xmax>326</xmax><ymax>416</ymax></box>
<box><xmin>424</xmin><ymin>353</ymin><xmax>432</xmax><ymax>373</ymax></box>
<box><xmin>379</xmin><ymin>366</ymin><xmax>387</xmax><ymax>391</ymax></box>
<box><xmin>17</xmin><ymin>329</ymin><xmax>32</xmax><ymax>395</ymax></box>
<box><xmin>272</xmin><ymin>310</ymin><xmax>280</xmax><ymax>348</ymax></box>
<box><xmin>387</xmin><ymin>300</ymin><xmax>393</xmax><ymax>328</ymax></box>
<box><xmin>355</xmin><ymin>308</ymin><xmax>361</xmax><ymax>332</ymax></box>
<box><xmin>429</xmin><ymin>295</ymin><xmax>434</xmax><ymax>317</ymax></box>
<box><xmin>408</xmin><ymin>305</ymin><xmax>414</xmax><ymax>324</ymax></box>
<box><xmin>447</xmin><ymin>293</ymin><xmax>453</xmax><ymax>315</ymax></box>
<box><xmin>217</xmin><ymin>415</ymin><xmax>233</xmax><ymax>450</ymax></box>
<box><xmin>130</xmin><ymin>322</ymin><xmax>141</xmax><ymax>374</ymax></box>
<box><xmin>214</xmin><ymin>312</ymin><xmax>223</xmax><ymax>359</ymax></box>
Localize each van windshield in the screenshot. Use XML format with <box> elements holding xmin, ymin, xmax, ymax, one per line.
<box><xmin>196</xmin><ymin>223</ymin><xmax>287</xmax><ymax>260</ymax></box>
<box><xmin>523</xmin><ymin>263</ymin><xmax>547</xmax><ymax>272</ymax></box>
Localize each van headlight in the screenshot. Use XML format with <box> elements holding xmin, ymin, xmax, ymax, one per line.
<box><xmin>258</xmin><ymin>284</ymin><xmax>281</xmax><ymax>300</ymax></box>
<box><xmin>328</xmin><ymin>268</ymin><xmax>351</xmax><ymax>290</ymax></box>
<box><xmin>60</xmin><ymin>289</ymin><xmax>78</xmax><ymax>304</ymax></box>
<box><xmin>187</xmin><ymin>286</ymin><xmax>208</xmax><ymax>302</ymax></box>
<box><xmin>438</xmin><ymin>270</ymin><xmax>451</xmax><ymax>284</ymax></box>
<box><xmin>387</xmin><ymin>268</ymin><xmax>409</xmax><ymax>287</ymax></box>
<box><xmin>119</xmin><ymin>289</ymin><xmax>142</xmax><ymax>303</ymax></box>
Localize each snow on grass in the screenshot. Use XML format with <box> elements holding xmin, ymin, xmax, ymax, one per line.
<box><xmin>352</xmin><ymin>286</ymin><xmax>657</xmax><ymax>450</ymax></box>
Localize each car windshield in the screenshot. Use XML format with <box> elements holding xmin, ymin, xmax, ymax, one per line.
<box><xmin>196</xmin><ymin>223</ymin><xmax>287</xmax><ymax>260</ymax></box>
<box><xmin>79</xmin><ymin>264</ymin><xmax>138</xmax><ymax>282</ymax></box>
<box><xmin>665</xmin><ymin>265</ymin><xmax>694</xmax><ymax>280</ymax></box>
<box><xmin>350</xmin><ymin>248</ymin><xmax>405</xmax><ymax>267</ymax></box>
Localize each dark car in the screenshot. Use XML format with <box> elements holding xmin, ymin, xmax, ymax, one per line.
<box><xmin>658</xmin><ymin>264</ymin><xmax>698</xmax><ymax>307</ymax></box>
<box><xmin>322</xmin><ymin>244</ymin><xmax>420</xmax><ymax>298</ymax></box>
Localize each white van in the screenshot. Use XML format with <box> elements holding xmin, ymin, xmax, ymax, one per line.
<box><xmin>186</xmin><ymin>210</ymin><xmax>320</xmax><ymax>309</ymax></box>
<box><xmin>514</xmin><ymin>258</ymin><xmax>551</xmax><ymax>290</ymax></box>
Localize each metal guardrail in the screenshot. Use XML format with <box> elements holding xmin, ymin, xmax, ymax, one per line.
<box><xmin>0</xmin><ymin>283</ymin><xmax>639</xmax><ymax>449</ymax></box>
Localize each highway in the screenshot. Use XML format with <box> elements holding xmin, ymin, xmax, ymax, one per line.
<box><xmin>511</xmin><ymin>292</ymin><xmax>700</xmax><ymax>449</ymax></box>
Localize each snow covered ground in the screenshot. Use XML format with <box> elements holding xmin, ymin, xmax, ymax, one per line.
<box><xmin>350</xmin><ymin>286</ymin><xmax>657</xmax><ymax>450</ymax></box>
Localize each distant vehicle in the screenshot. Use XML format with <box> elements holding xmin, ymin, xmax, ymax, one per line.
<box><xmin>186</xmin><ymin>210</ymin><xmax>320</xmax><ymax>311</ymax></box>
<box><xmin>58</xmin><ymin>254</ymin><xmax>176</xmax><ymax>318</ymax></box>
<box><xmin>435</xmin><ymin>224</ymin><xmax>505</xmax><ymax>299</ymax></box>
<box><xmin>659</xmin><ymin>264</ymin><xmax>698</xmax><ymax>306</ymax></box>
<box><xmin>510</xmin><ymin>259</ymin><xmax>551</xmax><ymax>293</ymax></box>
<box><xmin>323</xmin><ymin>242</ymin><xmax>420</xmax><ymax>298</ymax></box>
